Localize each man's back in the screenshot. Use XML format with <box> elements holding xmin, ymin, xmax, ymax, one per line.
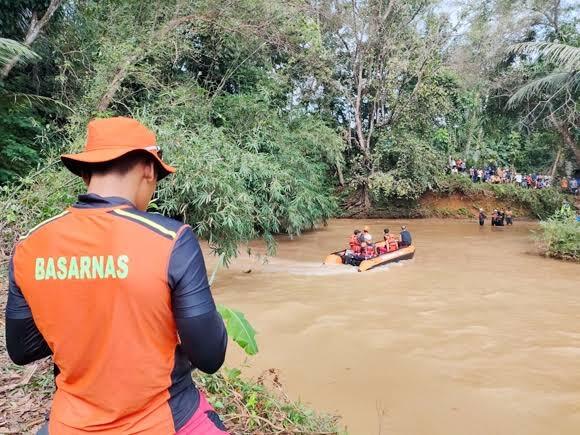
<box><xmin>8</xmin><ymin>195</ymin><xmax>219</xmax><ymax>434</ymax></box>
<box><xmin>400</xmin><ymin>230</ymin><xmax>412</xmax><ymax>246</ymax></box>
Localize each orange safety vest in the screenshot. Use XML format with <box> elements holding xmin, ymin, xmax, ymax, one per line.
<box><xmin>12</xmin><ymin>202</ymin><xmax>189</xmax><ymax>434</ymax></box>
<box><xmin>363</xmin><ymin>245</ymin><xmax>375</xmax><ymax>258</ymax></box>
<box><xmin>349</xmin><ymin>235</ymin><xmax>361</xmax><ymax>253</ymax></box>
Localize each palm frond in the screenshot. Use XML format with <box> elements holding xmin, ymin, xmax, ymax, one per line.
<box><xmin>508</xmin><ymin>42</ymin><xmax>580</xmax><ymax>71</ymax></box>
<box><xmin>0</xmin><ymin>38</ymin><xmax>39</xmax><ymax>69</ymax></box>
<box><xmin>507</xmin><ymin>71</ymin><xmax>579</xmax><ymax>108</ymax></box>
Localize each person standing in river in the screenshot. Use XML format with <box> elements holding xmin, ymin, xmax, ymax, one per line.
<box><xmin>506</xmin><ymin>208</ymin><xmax>513</xmax><ymax>225</ymax></box>
<box><xmin>478</xmin><ymin>208</ymin><xmax>486</xmax><ymax>226</ymax></box>
<box><xmin>5</xmin><ymin>117</ymin><xmax>229</xmax><ymax>434</ymax></box>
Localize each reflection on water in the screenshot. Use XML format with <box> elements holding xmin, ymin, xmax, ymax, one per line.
<box><xmin>207</xmin><ymin>219</ymin><xmax>580</xmax><ymax>435</ymax></box>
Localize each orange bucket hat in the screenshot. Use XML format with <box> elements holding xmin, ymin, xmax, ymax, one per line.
<box><xmin>61</xmin><ymin>117</ymin><xmax>176</xmax><ymax>180</ymax></box>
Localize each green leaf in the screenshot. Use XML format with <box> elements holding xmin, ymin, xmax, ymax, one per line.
<box><xmin>217</xmin><ymin>304</ymin><xmax>259</xmax><ymax>356</ymax></box>
<box><xmin>0</xmin><ymin>38</ymin><xmax>39</xmax><ymax>67</ymax></box>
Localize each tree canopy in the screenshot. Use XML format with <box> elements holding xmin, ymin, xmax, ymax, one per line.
<box><xmin>0</xmin><ymin>0</ymin><xmax>578</xmax><ymax>260</ymax></box>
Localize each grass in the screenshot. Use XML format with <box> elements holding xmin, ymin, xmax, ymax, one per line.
<box><xmin>195</xmin><ymin>368</ymin><xmax>342</xmax><ymax>434</ymax></box>
<box><xmin>422</xmin><ymin>206</ymin><xmax>475</xmax><ymax>218</ymax></box>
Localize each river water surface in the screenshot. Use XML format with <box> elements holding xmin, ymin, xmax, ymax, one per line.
<box><xmin>209</xmin><ymin>219</ymin><xmax>579</xmax><ymax>435</ymax></box>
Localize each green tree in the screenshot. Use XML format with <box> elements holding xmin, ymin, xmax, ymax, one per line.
<box><xmin>317</xmin><ymin>0</ymin><xmax>455</xmax><ymax>208</ymax></box>
<box><xmin>507</xmin><ymin>41</ymin><xmax>580</xmax><ymax>164</ymax></box>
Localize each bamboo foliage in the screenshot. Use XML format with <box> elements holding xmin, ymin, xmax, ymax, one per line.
<box><xmin>0</xmin><ymin>38</ymin><xmax>38</xmax><ymax>69</ymax></box>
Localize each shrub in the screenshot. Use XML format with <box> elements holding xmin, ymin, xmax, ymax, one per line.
<box><xmin>369</xmin><ymin>133</ymin><xmax>445</xmax><ymax>201</ymax></box>
<box><xmin>0</xmin><ymin>163</ymin><xmax>81</xmax><ymax>261</ymax></box>
<box><xmin>194</xmin><ymin>368</ymin><xmax>341</xmax><ymax>434</ymax></box>
<box><xmin>537</xmin><ymin>205</ymin><xmax>580</xmax><ymax>262</ymax></box>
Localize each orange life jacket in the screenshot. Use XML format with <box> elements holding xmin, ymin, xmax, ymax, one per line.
<box><xmin>388</xmin><ymin>236</ymin><xmax>398</xmax><ymax>252</ymax></box>
<box><xmin>363</xmin><ymin>245</ymin><xmax>375</xmax><ymax>258</ymax></box>
<box><xmin>349</xmin><ymin>235</ymin><xmax>361</xmax><ymax>253</ymax></box>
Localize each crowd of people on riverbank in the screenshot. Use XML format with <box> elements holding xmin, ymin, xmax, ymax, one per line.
<box><xmin>448</xmin><ymin>158</ymin><xmax>580</xmax><ymax>193</ymax></box>
<box><xmin>478</xmin><ymin>208</ymin><xmax>513</xmax><ymax>227</ymax></box>
<box><xmin>344</xmin><ymin>226</ymin><xmax>412</xmax><ymax>265</ymax></box>
<box><xmin>449</xmin><ymin>158</ymin><xmax>556</xmax><ymax>189</ymax></box>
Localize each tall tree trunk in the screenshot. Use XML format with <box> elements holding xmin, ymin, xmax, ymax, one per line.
<box><xmin>550</xmin><ymin>114</ymin><xmax>580</xmax><ymax>166</ymax></box>
<box><xmin>1</xmin><ymin>0</ymin><xmax>63</xmax><ymax>79</ymax></box>
<box><xmin>549</xmin><ymin>147</ymin><xmax>562</xmax><ymax>177</ymax></box>
<box><xmin>336</xmin><ymin>161</ymin><xmax>345</xmax><ymax>186</ymax></box>
<box><xmin>353</xmin><ymin>62</ymin><xmax>368</xmax><ymax>157</ymax></box>
<box><xmin>362</xmin><ymin>184</ymin><xmax>371</xmax><ymax>210</ymax></box>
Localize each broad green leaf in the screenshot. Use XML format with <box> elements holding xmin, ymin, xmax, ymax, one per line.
<box><xmin>217</xmin><ymin>304</ymin><xmax>259</xmax><ymax>356</ymax></box>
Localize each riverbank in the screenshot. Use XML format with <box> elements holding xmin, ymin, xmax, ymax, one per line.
<box><xmin>342</xmin><ymin>176</ymin><xmax>571</xmax><ymax>220</ymax></box>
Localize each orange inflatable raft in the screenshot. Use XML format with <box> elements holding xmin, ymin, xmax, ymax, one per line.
<box><xmin>324</xmin><ymin>243</ymin><xmax>415</xmax><ymax>272</ymax></box>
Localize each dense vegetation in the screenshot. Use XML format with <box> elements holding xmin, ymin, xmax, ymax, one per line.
<box><xmin>195</xmin><ymin>368</ymin><xmax>340</xmax><ymax>434</ymax></box>
<box><xmin>0</xmin><ymin>0</ymin><xmax>578</xmax><ymax>262</ymax></box>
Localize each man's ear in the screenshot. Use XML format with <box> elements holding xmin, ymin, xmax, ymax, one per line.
<box><xmin>143</xmin><ymin>160</ymin><xmax>157</xmax><ymax>182</ymax></box>
<box><xmin>81</xmin><ymin>172</ymin><xmax>91</xmax><ymax>186</ymax></box>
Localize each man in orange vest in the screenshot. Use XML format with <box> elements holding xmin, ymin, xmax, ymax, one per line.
<box><xmin>5</xmin><ymin>117</ymin><xmax>229</xmax><ymax>434</ymax></box>
<box><xmin>349</xmin><ymin>229</ymin><xmax>362</xmax><ymax>253</ymax></box>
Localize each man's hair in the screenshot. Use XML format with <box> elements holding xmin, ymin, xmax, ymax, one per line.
<box><xmin>354</xmin><ymin>229</ymin><xmax>361</xmax><ymax>235</ymax></box>
<box><xmin>384</xmin><ymin>228</ymin><xmax>389</xmax><ymax>233</ymax></box>
<box><xmin>81</xmin><ymin>151</ymin><xmax>158</xmax><ymax>179</ymax></box>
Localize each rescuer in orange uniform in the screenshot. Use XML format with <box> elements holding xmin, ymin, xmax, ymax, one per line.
<box><xmin>349</xmin><ymin>229</ymin><xmax>362</xmax><ymax>253</ymax></box>
<box><xmin>5</xmin><ymin>117</ymin><xmax>229</xmax><ymax>434</ymax></box>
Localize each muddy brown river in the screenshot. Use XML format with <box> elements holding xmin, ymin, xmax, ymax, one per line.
<box><xmin>207</xmin><ymin>219</ymin><xmax>579</xmax><ymax>435</ymax></box>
